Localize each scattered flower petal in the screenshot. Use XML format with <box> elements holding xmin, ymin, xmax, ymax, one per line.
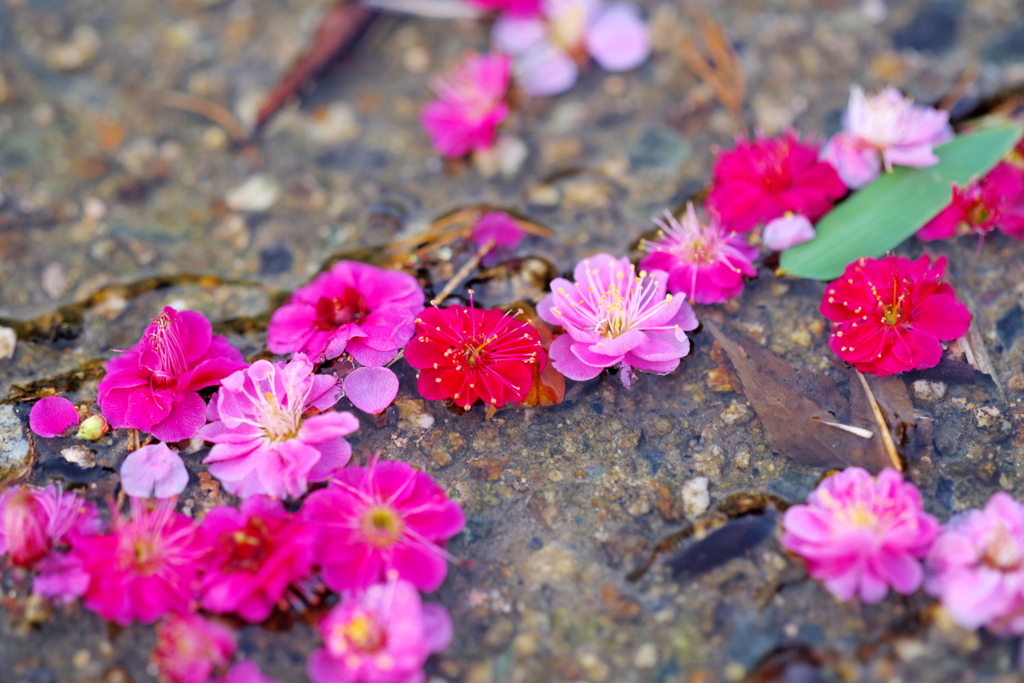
<box><xmin>470</xmin><ymin>211</ymin><xmax>526</xmax><ymax>265</ymax></box>
<box><xmin>422</xmin><ymin>53</ymin><xmax>511</xmax><ymax>158</ymax></box>
<box><xmin>762</xmin><ymin>213</ymin><xmax>816</xmax><ymax>252</ymax></box>
<box><xmin>120</xmin><ymin>442</ymin><xmax>189</xmax><ymax>499</ymax></box>
<box><xmin>29</xmin><ymin>396</ymin><xmax>79</xmax><ymax>438</ymax></box>
<box><xmin>344</xmin><ymin>366</ymin><xmax>400</xmax><ymax>415</ymax></box>
<box><xmin>152</xmin><ymin>612</ymin><xmax>237</xmax><ymax>683</ymax></box>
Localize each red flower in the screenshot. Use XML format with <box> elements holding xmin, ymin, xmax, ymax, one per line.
<box><xmin>821</xmin><ymin>255</ymin><xmax>971</xmax><ymax>376</ymax></box>
<box><xmin>707</xmin><ymin>132</ymin><xmax>847</xmax><ymax>233</ymax></box>
<box><xmin>404</xmin><ymin>305</ymin><xmax>546</xmax><ymax>410</ymax></box>
<box><xmin>917</xmin><ymin>162</ymin><xmax>1024</xmax><ymax>242</ymax></box>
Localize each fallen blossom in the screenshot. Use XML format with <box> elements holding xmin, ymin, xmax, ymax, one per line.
<box><xmin>303</xmin><ymin>460</ymin><xmax>465</xmax><ymax>592</ymax></box>
<box><xmin>0</xmin><ymin>484</ymin><xmax>99</xmax><ymax>568</ymax></box>
<box><xmin>212</xmin><ymin>661</ymin><xmax>281</xmax><ymax>683</ymax></box>
<box><xmin>200</xmin><ymin>355</ymin><xmax>357</xmax><ymax>499</ymax></box>
<box><xmin>33</xmin><ymin>550</ymin><xmax>93</xmax><ymax>604</ymax></box>
<box><xmin>343</xmin><ymin>366</ymin><xmax>400</xmax><ymax>415</ymax></box>
<box><xmin>97</xmin><ymin>306</ymin><xmax>246</xmax><ymax>443</ymax></box>
<box><xmin>820</xmin><ymin>254</ymin><xmax>971</xmax><ymax>376</ymax></box>
<box><xmin>404</xmin><ymin>305</ymin><xmax>545</xmax><ymax>410</ymax></box>
<box><xmin>470</xmin><ymin>211</ymin><xmax>526</xmax><ymax>265</ymax></box>
<box><xmin>151</xmin><ymin>612</ymin><xmax>237</xmax><ymax>683</ymax></box>
<box><xmin>536</xmin><ymin>253</ymin><xmax>698</xmax><ymax>388</ymax></box>
<box><xmin>822</xmin><ymin>85</ymin><xmax>953</xmax><ymax>189</ymax></box>
<box><xmin>917</xmin><ymin>161</ymin><xmax>1024</xmax><ymax>242</ymax></box>
<box><xmin>267</xmin><ymin>261</ymin><xmax>424</xmax><ymax>366</ymax></box>
<box><xmin>198</xmin><ymin>495</ymin><xmax>317</xmax><ymax>622</ymax></box>
<box><xmin>464</xmin><ymin>0</ymin><xmax>540</xmax><ymax>18</ymax></box>
<box><xmin>492</xmin><ymin>0</ymin><xmax>650</xmax><ymax>96</ymax></box>
<box><xmin>28</xmin><ymin>396</ymin><xmax>79</xmax><ymax>438</ymax></box>
<box><xmin>307</xmin><ymin>579</ymin><xmax>452</xmax><ymax>683</ymax></box>
<box><xmin>422</xmin><ymin>53</ymin><xmax>511</xmax><ymax>158</ymax></box>
<box><xmin>120</xmin><ymin>442</ymin><xmax>189</xmax><ymax>499</ymax></box>
<box><xmin>782</xmin><ymin>467</ymin><xmax>939</xmax><ymax>603</ymax></box>
<box><xmin>706</xmin><ymin>131</ymin><xmax>846</xmax><ymax>233</ymax></box>
<box><xmin>762</xmin><ymin>213</ymin><xmax>816</xmax><ymax>252</ymax></box>
<box><xmin>638</xmin><ymin>205</ymin><xmax>758</xmax><ymax>304</ymax></box>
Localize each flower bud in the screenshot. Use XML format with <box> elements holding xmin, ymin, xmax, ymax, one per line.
<box><xmin>75</xmin><ymin>414</ymin><xmax>109</xmax><ymax>441</ymax></box>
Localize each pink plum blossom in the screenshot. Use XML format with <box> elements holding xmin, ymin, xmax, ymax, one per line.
<box><xmin>120</xmin><ymin>442</ymin><xmax>189</xmax><ymax>499</ymax></box>
<box><xmin>470</xmin><ymin>211</ymin><xmax>527</xmax><ymax>265</ymax></box>
<box><xmin>267</xmin><ymin>261</ymin><xmax>424</xmax><ymax>366</ymax></box>
<box><xmin>343</xmin><ymin>366</ymin><xmax>400</xmax><ymax>415</ymax></box>
<box><xmin>536</xmin><ymin>254</ymin><xmax>698</xmax><ymax>388</ymax></box>
<box><xmin>762</xmin><ymin>213</ymin><xmax>816</xmax><ymax>252</ymax></box>
<box><xmin>0</xmin><ymin>484</ymin><xmax>99</xmax><ymax>568</ymax></box>
<box><xmin>71</xmin><ymin>497</ymin><xmax>206</xmax><ymax>625</ymax></box>
<box><xmin>198</xmin><ymin>495</ymin><xmax>317</xmax><ymax>622</ymax></box>
<box><xmin>213</xmin><ymin>661</ymin><xmax>281</xmax><ymax>683</ymax></box>
<box><xmin>638</xmin><ymin>205</ymin><xmax>758</xmax><ymax>305</ymax></box>
<box><xmin>151</xmin><ymin>612</ymin><xmax>237</xmax><ymax>683</ymax></box>
<box><xmin>822</xmin><ymin>85</ymin><xmax>953</xmax><ymax>189</ymax></box>
<box><xmin>97</xmin><ymin>306</ymin><xmax>246</xmax><ymax>443</ymax></box>
<box><xmin>308</xmin><ymin>578</ymin><xmax>452</xmax><ymax>683</ymax></box>
<box><xmin>492</xmin><ymin>0</ymin><xmax>650</xmax><ymax>96</ymax></box>
<box><xmin>302</xmin><ymin>460</ymin><xmax>465</xmax><ymax>593</ymax></box>
<box><xmin>200</xmin><ymin>355</ymin><xmax>357</xmax><ymax>499</ymax></box>
<box><xmin>422</xmin><ymin>53</ymin><xmax>511</xmax><ymax>158</ymax></box>
<box><xmin>917</xmin><ymin>161</ymin><xmax>1024</xmax><ymax>242</ymax></box>
<box><xmin>29</xmin><ymin>396</ymin><xmax>79</xmax><ymax>438</ymax></box>
<box><xmin>781</xmin><ymin>467</ymin><xmax>939</xmax><ymax>604</ymax></box>
<box><xmin>925</xmin><ymin>492</ymin><xmax>1024</xmax><ymax>634</ymax></box>
<box><xmin>33</xmin><ymin>550</ymin><xmax>94</xmax><ymax>604</ymax></box>
<box><xmin>464</xmin><ymin>0</ymin><xmax>540</xmax><ymax>18</ymax></box>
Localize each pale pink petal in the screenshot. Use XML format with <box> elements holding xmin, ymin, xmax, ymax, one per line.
<box><xmin>585</xmin><ymin>2</ymin><xmax>650</xmax><ymax>72</ymax></box>
<box><xmin>120</xmin><ymin>442</ymin><xmax>189</xmax><ymax>499</ymax></box>
<box><xmin>344</xmin><ymin>366</ymin><xmax>400</xmax><ymax>415</ymax></box>
<box><xmin>762</xmin><ymin>214</ymin><xmax>815</xmax><ymax>251</ymax></box>
<box><xmin>29</xmin><ymin>396</ymin><xmax>79</xmax><ymax>438</ymax></box>
<box><xmin>822</xmin><ymin>132</ymin><xmax>880</xmax><ymax>189</ymax></box>
<box><xmin>515</xmin><ymin>44</ymin><xmax>579</xmax><ymax>96</ymax></box>
<box><xmin>421</xmin><ymin>604</ymin><xmax>453</xmax><ymax>653</ymax></box>
<box><xmin>492</xmin><ymin>15</ymin><xmax>547</xmax><ymax>55</ymax></box>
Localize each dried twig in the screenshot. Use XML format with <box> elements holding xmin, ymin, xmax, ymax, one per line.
<box><xmin>856</xmin><ymin>370</ymin><xmax>903</xmax><ymax>472</ymax></box>
<box><xmin>158</xmin><ymin>91</ymin><xmax>250</xmax><ymax>144</ymax></box>
<box><xmin>678</xmin><ymin>0</ymin><xmax>746</xmax><ymax>116</ymax></box>
<box><xmin>433</xmin><ymin>239</ymin><xmax>495</xmax><ymax>305</ymax></box>
<box><xmin>938</xmin><ymin>65</ymin><xmax>980</xmax><ymax>112</ymax></box>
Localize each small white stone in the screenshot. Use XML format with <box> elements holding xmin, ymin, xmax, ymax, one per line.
<box><xmin>61</xmin><ymin>445</ymin><xmax>97</xmax><ymax>468</ymax></box>
<box><xmin>633</xmin><ymin>643</ymin><xmax>658</xmax><ymax>669</ymax></box>
<box><xmin>681</xmin><ymin>476</ymin><xmax>710</xmax><ymax>517</ymax></box>
<box><xmin>42</xmin><ymin>262</ymin><xmax>69</xmax><ymax>299</ymax></box>
<box><xmin>410</xmin><ymin>412</ymin><xmax>435</xmax><ymax>430</ymax></box>
<box><xmin>46</xmin><ymin>25</ymin><xmax>101</xmax><ymax>72</ymax></box>
<box><xmin>0</xmin><ymin>326</ymin><xmax>16</xmax><ymax>360</ymax></box>
<box><xmin>912</xmin><ymin>379</ymin><xmax>946</xmax><ymax>403</ymax></box>
<box><xmin>225</xmin><ymin>175</ymin><xmax>280</xmax><ymax>213</ymax></box>
<box><xmin>304</xmin><ymin>104</ymin><xmax>361</xmax><ymax>144</ymax></box>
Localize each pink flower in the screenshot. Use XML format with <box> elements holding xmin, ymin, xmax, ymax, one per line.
<box><xmin>72</xmin><ymin>497</ymin><xmax>206</xmax><ymax>625</ymax></box>
<box><xmin>536</xmin><ymin>254</ymin><xmax>698</xmax><ymax>388</ymax></box>
<box><xmin>781</xmin><ymin>467</ymin><xmax>939</xmax><ymax>603</ymax></box>
<box><xmin>822</xmin><ymin>85</ymin><xmax>953</xmax><ymax>189</ymax></box>
<box><xmin>97</xmin><ymin>306</ymin><xmax>246</xmax><ymax>443</ymax></box>
<box><xmin>120</xmin><ymin>442</ymin><xmax>189</xmax><ymax>499</ymax></box>
<box><xmin>820</xmin><ymin>255</ymin><xmax>971</xmax><ymax>376</ymax></box>
<box><xmin>267</xmin><ymin>261</ymin><xmax>424</xmax><ymax>366</ymax></box>
<box><xmin>404</xmin><ymin>305</ymin><xmax>546</xmax><ymax>410</ymax></box>
<box><xmin>917</xmin><ymin>162</ymin><xmax>1024</xmax><ymax>242</ymax></box>
<box><xmin>213</xmin><ymin>661</ymin><xmax>280</xmax><ymax>683</ymax></box>
<box><xmin>0</xmin><ymin>484</ymin><xmax>99</xmax><ymax>568</ymax></box>
<box><xmin>464</xmin><ymin>0</ymin><xmax>540</xmax><ymax>18</ymax></box>
<box><xmin>198</xmin><ymin>496</ymin><xmax>317</xmax><ymax>623</ymax></box>
<box><xmin>638</xmin><ymin>205</ymin><xmax>758</xmax><ymax>304</ymax></box>
<box><xmin>706</xmin><ymin>132</ymin><xmax>847</xmax><ymax>233</ymax></box>
<box><xmin>762</xmin><ymin>213</ymin><xmax>816</xmax><ymax>252</ymax></box>
<box><xmin>307</xmin><ymin>579</ymin><xmax>452</xmax><ymax>683</ymax></box>
<box><xmin>151</xmin><ymin>612</ymin><xmax>237</xmax><ymax>683</ymax></box>
<box><xmin>33</xmin><ymin>550</ymin><xmax>93</xmax><ymax>604</ymax></box>
<box><xmin>493</xmin><ymin>0</ymin><xmax>650</xmax><ymax>96</ymax></box>
<box><xmin>343</xmin><ymin>366</ymin><xmax>400</xmax><ymax>415</ymax></box>
<box><xmin>422</xmin><ymin>53</ymin><xmax>511</xmax><ymax>158</ymax></box>
<box><xmin>470</xmin><ymin>211</ymin><xmax>526</xmax><ymax>265</ymax></box>
<box><xmin>302</xmin><ymin>460</ymin><xmax>465</xmax><ymax>593</ymax></box>
<box><xmin>925</xmin><ymin>492</ymin><xmax>1024</xmax><ymax>634</ymax></box>
<box><xmin>200</xmin><ymin>355</ymin><xmax>357</xmax><ymax>499</ymax></box>
<box><xmin>29</xmin><ymin>396</ymin><xmax>79</xmax><ymax>438</ymax></box>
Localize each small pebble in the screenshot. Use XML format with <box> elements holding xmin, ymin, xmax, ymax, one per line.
<box><xmin>305</xmin><ymin>104</ymin><xmax>361</xmax><ymax>144</ymax></box>
<box><xmin>523</xmin><ymin>544</ymin><xmax>576</xmax><ymax>589</ymax></box>
<box><xmin>225</xmin><ymin>175</ymin><xmax>280</xmax><ymax>212</ymax></box>
<box><xmin>912</xmin><ymin>379</ymin><xmax>946</xmax><ymax>403</ymax></box>
<box><xmin>681</xmin><ymin>476</ymin><xmax>710</xmax><ymax>517</ymax></box>
<box><xmin>524</xmin><ymin>184</ymin><xmax>560</xmax><ymax>206</ymax></box>
<box><xmin>42</xmin><ymin>262</ymin><xmax>69</xmax><ymax>299</ymax></box>
<box><xmin>633</xmin><ymin>643</ymin><xmax>658</xmax><ymax>669</ymax></box>
<box><xmin>61</xmin><ymin>445</ymin><xmax>97</xmax><ymax>468</ymax></box>
<box><xmin>0</xmin><ymin>326</ymin><xmax>16</xmax><ymax>360</ymax></box>
<box><xmin>720</xmin><ymin>400</ymin><xmax>753</xmax><ymax>426</ymax></box>
<box><xmin>46</xmin><ymin>26</ymin><xmax>102</xmax><ymax>71</ymax></box>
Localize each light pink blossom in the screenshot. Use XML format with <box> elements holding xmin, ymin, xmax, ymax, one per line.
<box><xmin>492</xmin><ymin>0</ymin><xmax>650</xmax><ymax>96</ymax></box>
<box><xmin>302</xmin><ymin>460</ymin><xmax>465</xmax><ymax>593</ymax></box>
<box><xmin>267</xmin><ymin>261</ymin><xmax>424</xmax><ymax>366</ymax></box>
<box><xmin>307</xmin><ymin>579</ymin><xmax>452</xmax><ymax>683</ymax></box>
<box><xmin>33</xmin><ymin>550</ymin><xmax>93</xmax><ymax>604</ymax></box>
<box><xmin>151</xmin><ymin>612</ymin><xmax>237</xmax><ymax>683</ymax></box>
<box><xmin>97</xmin><ymin>306</ymin><xmax>246</xmax><ymax>443</ymax></box>
<box><xmin>120</xmin><ymin>442</ymin><xmax>189</xmax><ymax>499</ymax></box>
<box><xmin>422</xmin><ymin>53</ymin><xmax>511</xmax><ymax>158</ymax></box>
<box><xmin>925</xmin><ymin>492</ymin><xmax>1024</xmax><ymax>634</ymax></box>
<box><xmin>536</xmin><ymin>254</ymin><xmax>698</xmax><ymax>388</ymax></box>
<box><xmin>0</xmin><ymin>484</ymin><xmax>99</xmax><ymax>568</ymax></box>
<box><xmin>762</xmin><ymin>213</ymin><xmax>816</xmax><ymax>252</ymax></box>
<box><xmin>781</xmin><ymin>467</ymin><xmax>939</xmax><ymax>603</ymax></box>
<box><xmin>200</xmin><ymin>355</ymin><xmax>357</xmax><ymax>499</ymax></box>
<box><xmin>212</xmin><ymin>661</ymin><xmax>281</xmax><ymax>683</ymax></box>
<box><xmin>344</xmin><ymin>366</ymin><xmax>400</xmax><ymax>415</ymax></box>
<box><xmin>822</xmin><ymin>85</ymin><xmax>953</xmax><ymax>189</ymax></box>
<box><xmin>29</xmin><ymin>396</ymin><xmax>79</xmax><ymax>438</ymax></box>
<box><xmin>638</xmin><ymin>205</ymin><xmax>758</xmax><ymax>305</ymax></box>
<box><xmin>470</xmin><ymin>211</ymin><xmax>526</xmax><ymax>265</ymax></box>
<box><xmin>198</xmin><ymin>495</ymin><xmax>317</xmax><ymax>622</ymax></box>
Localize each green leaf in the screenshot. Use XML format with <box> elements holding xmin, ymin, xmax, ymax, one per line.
<box><xmin>779</xmin><ymin>122</ymin><xmax>1024</xmax><ymax>281</ymax></box>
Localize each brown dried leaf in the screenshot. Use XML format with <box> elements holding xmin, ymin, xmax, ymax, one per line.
<box><xmin>705</xmin><ymin>320</ymin><xmax>891</xmax><ymax>472</ymax></box>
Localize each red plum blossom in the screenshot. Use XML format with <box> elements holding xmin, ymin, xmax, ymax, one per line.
<box><xmin>917</xmin><ymin>161</ymin><xmax>1024</xmax><ymax>242</ymax></box>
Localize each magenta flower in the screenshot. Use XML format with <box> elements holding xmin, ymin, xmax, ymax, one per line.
<box><xmin>925</xmin><ymin>492</ymin><xmax>1024</xmax><ymax>634</ymax></box>
<box><xmin>492</xmin><ymin>0</ymin><xmax>650</xmax><ymax>96</ymax></box>
<box><xmin>0</xmin><ymin>484</ymin><xmax>99</xmax><ymax>568</ymax></box>
<box><xmin>97</xmin><ymin>306</ymin><xmax>246</xmax><ymax>443</ymax></box>
<box><xmin>470</xmin><ymin>211</ymin><xmax>527</xmax><ymax>265</ymax></box>
<box><xmin>213</xmin><ymin>661</ymin><xmax>280</xmax><ymax>683</ymax></box>
<box><xmin>464</xmin><ymin>0</ymin><xmax>540</xmax><ymax>18</ymax></box>
<box><xmin>198</xmin><ymin>495</ymin><xmax>317</xmax><ymax>622</ymax></box>
<box><xmin>28</xmin><ymin>396</ymin><xmax>79</xmax><ymax>438</ymax></box>
<box><xmin>151</xmin><ymin>612</ymin><xmax>237</xmax><ymax>683</ymax></box>
<box><xmin>822</xmin><ymin>85</ymin><xmax>953</xmax><ymax>189</ymax></box>
<box><xmin>917</xmin><ymin>161</ymin><xmax>1024</xmax><ymax>242</ymax></box>
<box><xmin>199</xmin><ymin>355</ymin><xmax>357</xmax><ymax>499</ymax></box>
<box><xmin>638</xmin><ymin>205</ymin><xmax>758</xmax><ymax>305</ymax></box>
<box><xmin>307</xmin><ymin>579</ymin><xmax>453</xmax><ymax>683</ymax></box>
<box><xmin>72</xmin><ymin>497</ymin><xmax>206</xmax><ymax>625</ymax></box>
<box><xmin>302</xmin><ymin>460</ymin><xmax>465</xmax><ymax>593</ymax></box>
<box><xmin>267</xmin><ymin>261</ymin><xmax>424</xmax><ymax>366</ymax></box>
<box><xmin>536</xmin><ymin>254</ymin><xmax>698</xmax><ymax>388</ymax></box>
<box><xmin>343</xmin><ymin>366</ymin><xmax>400</xmax><ymax>415</ymax></box>
<box><xmin>762</xmin><ymin>213</ymin><xmax>816</xmax><ymax>252</ymax></box>
<box><xmin>120</xmin><ymin>442</ymin><xmax>189</xmax><ymax>499</ymax></box>
<box><xmin>422</xmin><ymin>53</ymin><xmax>511</xmax><ymax>158</ymax></box>
<box><xmin>781</xmin><ymin>467</ymin><xmax>939</xmax><ymax>604</ymax></box>
<box><xmin>33</xmin><ymin>550</ymin><xmax>94</xmax><ymax>604</ymax></box>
